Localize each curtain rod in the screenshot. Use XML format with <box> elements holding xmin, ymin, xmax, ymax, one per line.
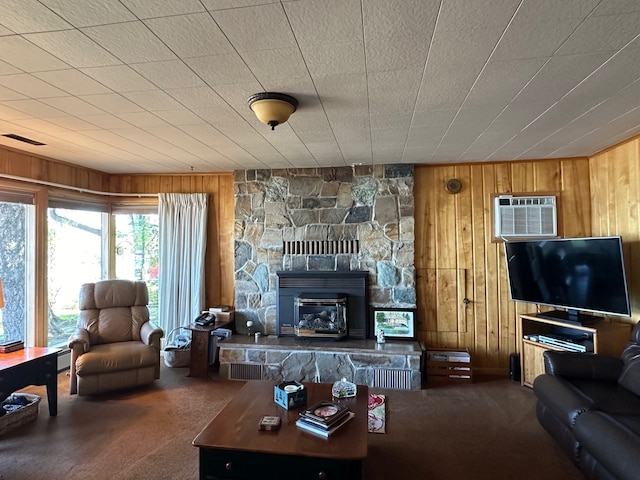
<box><xmin>0</xmin><ymin>173</ymin><xmax>157</xmax><ymax>198</ymax></box>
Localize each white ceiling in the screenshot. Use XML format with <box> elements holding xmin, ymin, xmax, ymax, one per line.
<box><xmin>1</xmin><ymin>0</ymin><xmax>640</xmax><ymax>174</ymax></box>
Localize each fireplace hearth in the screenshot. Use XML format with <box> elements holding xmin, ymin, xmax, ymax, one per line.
<box><xmin>276</xmin><ymin>271</ymin><xmax>369</xmax><ymax>339</ymax></box>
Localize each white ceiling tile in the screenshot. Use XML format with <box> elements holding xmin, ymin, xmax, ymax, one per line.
<box><xmin>363</xmin><ymin>0</ymin><xmax>439</xmax><ymax>40</ymax></box>
<box><xmin>41</xmin><ymin>0</ymin><xmax>137</xmax><ymax>27</ymax></box>
<box><xmin>213</xmin><ymin>4</ymin><xmax>297</xmax><ymax>52</ymax></box>
<box><xmin>166</xmin><ymin>86</ymin><xmax>227</xmax><ymax>110</ymax></box>
<box><xmin>186</xmin><ymin>55</ymin><xmax>255</xmax><ymax>86</ymax></box>
<box><xmin>144</xmin><ymin>13</ymin><xmax>234</xmax><ymax>59</ymax></box>
<box><xmin>0</xmin><ymin>60</ymin><xmax>22</xmax><ymax>76</ymax></box>
<box><xmin>301</xmin><ymin>42</ymin><xmax>365</xmax><ymax>78</ymax></box>
<box><xmin>243</xmin><ymin>48</ymin><xmax>309</xmax><ymax>83</ymax></box>
<box><xmin>116</xmin><ymin>111</ymin><xmax>170</xmax><ymax>128</ymax></box>
<box><xmin>556</xmin><ymin>13</ymin><xmax>640</xmax><ymax>55</ymax></box>
<box><xmin>0</xmin><ymin>85</ymin><xmax>27</xmax><ymax>102</ymax></box>
<box><xmin>0</xmin><ymin>0</ymin><xmax>72</xmax><ymax>33</ymax></box>
<box><xmin>11</xmin><ymin>117</ymin><xmax>71</xmax><ymax>133</ymax></box>
<box><xmin>81</xmin><ymin>65</ymin><xmax>157</xmax><ymax>92</ymax></box>
<box><xmin>120</xmin><ymin>0</ymin><xmax>205</xmax><ymax>19</ymax></box>
<box><xmin>42</xmin><ymin>115</ymin><xmax>101</xmax><ymax>131</ymax></box>
<box><xmin>121</xmin><ymin>90</ymin><xmax>184</xmax><ymax>111</ymax></box>
<box><xmin>78</xmin><ymin>114</ymin><xmax>134</xmax><ymax>129</ymax></box>
<box><xmin>491</xmin><ymin>19</ymin><xmax>581</xmax><ymax>61</ymax></box>
<box><xmin>510</xmin><ymin>52</ymin><xmax>612</xmax><ymax>106</ymax></box>
<box><xmin>365</xmin><ymin>35</ymin><xmax>430</xmax><ymax>73</ymax></box>
<box><xmin>39</xmin><ymin>96</ymin><xmax>107</xmax><ymax>116</ymax></box>
<box><xmin>133</xmin><ymin>60</ymin><xmax>206</xmax><ymax>89</ymax></box>
<box><xmin>285</xmin><ymin>0</ymin><xmax>362</xmax><ymax>46</ymax></box>
<box><xmin>436</xmin><ymin>0</ymin><xmax>520</xmax><ymax>32</ymax></box>
<box><xmin>0</xmin><ymin>104</ymin><xmax>34</xmax><ymax>120</ymax></box>
<box><xmin>33</xmin><ymin>69</ymin><xmax>112</xmax><ymax>96</ymax></box>
<box><xmin>24</xmin><ymin>30</ymin><xmax>121</xmax><ymax>69</ymax></box>
<box><xmin>0</xmin><ymin>36</ymin><xmax>70</xmax><ymax>72</ymax></box>
<box><xmin>153</xmin><ymin>109</ymin><xmax>205</xmax><ymax>126</ymax></box>
<box><xmin>429</xmin><ymin>26</ymin><xmax>505</xmax><ymax>66</ymax></box>
<box><xmin>417</xmin><ymin>62</ymin><xmax>484</xmax><ymax>110</ymax></box>
<box><xmin>203</xmin><ymin>0</ymin><xmax>280</xmax><ymax>10</ymax></box>
<box><xmin>592</xmin><ymin>0</ymin><xmax>640</xmax><ymax>16</ymax></box>
<box><xmin>82</xmin><ymin>22</ymin><xmax>176</xmax><ymax>64</ymax></box>
<box><xmin>1</xmin><ymin>99</ymin><xmax>67</xmax><ymax>117</ymax></box>
<box><xmin>78</xmin><ymin>93</ymin><xmax>145</xmax><ymax>114</ymax></box>
<box><xmin>514</xmin><ymin>0</ymin><xmax>601</xmax><ymax>23</ymax></box>
<box><xmin>0</xmin><ymin>74</ymin><xmax>69</xmax><ymax>98</ymax></box>
<box><xmin>463</xmin><ymin>58</ymin><xmax>547</xmax><ymax>109</ymax></box>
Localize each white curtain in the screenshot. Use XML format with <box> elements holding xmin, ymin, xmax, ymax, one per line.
<box><xmin>158</xmin><ymin>193</ymin><xmax>208</xmax><ymax>334</ymax></box>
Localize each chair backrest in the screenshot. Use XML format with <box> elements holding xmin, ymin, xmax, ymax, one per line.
<box><xmin>78</xmin><ymin>279</ymin><xmax>150</xmax><ymax>345</ymax></box>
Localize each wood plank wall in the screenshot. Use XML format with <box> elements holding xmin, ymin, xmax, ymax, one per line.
<box><xmin>110</xmin><ymin>174</ymin><xmax>235</xmax><ymax>309</ymax></box>
<box><xmin>414</xmin><ymin>159</ymin><xmax>593</xmax><ymax>373</ymax></box>
<box><xmin>590</xmin><ymin>136</ymin><xmax>640</xmax><ymax>323</ymax></box>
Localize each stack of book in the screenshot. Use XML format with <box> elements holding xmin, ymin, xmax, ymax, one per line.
<box><xmin>295</xmin><ymin>400</ymin><xmax>355</xmax><ymax>438</ymax></box>
<box><xmin>0</xmin><ymin>339</ymin><xmax>24</xmax><ymax>353</ymax></box>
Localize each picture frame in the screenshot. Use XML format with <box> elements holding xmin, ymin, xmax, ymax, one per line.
<box><xmin>371</xmin><ymin>307</ymin><xmax>417</xmax><ymax>340</ymax></box>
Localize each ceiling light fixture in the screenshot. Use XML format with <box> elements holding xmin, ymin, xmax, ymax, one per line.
<box><xmin>247</xmin><ymin>92</ymin><xmax>298</xmax><ymax>130</ymax></box>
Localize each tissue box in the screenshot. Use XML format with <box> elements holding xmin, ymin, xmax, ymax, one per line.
<box><xmin>274</xmin><ymin>381</ymin><xmax>307</xmax><ymax>409</ymax></box>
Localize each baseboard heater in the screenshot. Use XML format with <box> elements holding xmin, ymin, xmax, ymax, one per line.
<box><xmin>228</xmin><ymin>363</ymin><xmax>263</xmax><ymax>381</ymax></box>
<box><xmin>371</xmin><ymin>368</ymin><xmax>413</xmax><ymax>390</ymax></box>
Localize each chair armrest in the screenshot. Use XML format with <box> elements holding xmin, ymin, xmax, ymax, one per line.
<box><xmin>141</xmin><ymin>321</ymin><xmax>164</xmax><ymax>348</ymax></box>
<box><xmin>68</xmin><ymin>328</ymin><xmax>90</xmax><ymax>353</ymax></box>
<box><xmin>533</xmin><ymin>374</ymin><xmax>595</xmax><ymax>427</ymax></box>
<box><xmin>543</xmin><ymin>350</ymin><xmax>623</xmax><ymax>382</ymax></box>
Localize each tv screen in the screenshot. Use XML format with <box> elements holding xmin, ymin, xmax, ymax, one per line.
<box><xmin>504</xmin><ymin>236</ymin><xmax>631</xmax><ymax>321</ymax></box>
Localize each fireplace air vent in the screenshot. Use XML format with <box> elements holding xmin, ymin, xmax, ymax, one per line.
<box><xmin>283</xmin><ymin>240</ymin><xmax>359</xmax><ymax>255</ymax></box>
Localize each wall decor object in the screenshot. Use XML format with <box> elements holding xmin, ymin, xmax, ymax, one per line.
<box><xmin>371</xmin><ymin>307</ymin><xmax>416</xmax><ymax>340</ymax></box>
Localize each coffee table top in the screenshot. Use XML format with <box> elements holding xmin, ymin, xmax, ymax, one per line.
<box><xmin>0</xmin><ymin>347</ymin><xmax>61</xmax><ymax>371</ymax></box>
<box><xmin>193</xmin><ymin>380</ymin><xmax>368</xmax><ymax>460</ymax></box>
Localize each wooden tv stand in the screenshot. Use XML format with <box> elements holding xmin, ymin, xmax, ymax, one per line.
<box><xmin>519</xmin><ymin>313</ymin><xmax>631</xmax><ymax>388</ymax></box>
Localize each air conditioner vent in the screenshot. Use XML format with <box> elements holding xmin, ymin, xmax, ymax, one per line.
<box><xmin>495</xmin><ymin>195</ymin><xmax>557</xmax><ymax>238</ymax></box>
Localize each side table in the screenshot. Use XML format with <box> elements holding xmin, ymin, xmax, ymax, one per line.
<box><xmin>187</xmin><ymin>316</ymin><xmax>233</xmax><ymax>378</ymax></box>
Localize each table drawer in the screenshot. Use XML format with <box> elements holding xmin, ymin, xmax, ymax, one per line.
<box><xmin>200</xmin><ymin>449</ymin><xmax>362</xmax><ymax>480</ymax></box>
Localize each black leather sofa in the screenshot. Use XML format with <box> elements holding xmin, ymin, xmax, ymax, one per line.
<box><xmin>533</xmin><ymin>322</ymin><xmax>640</xmax><ymax>480</ymax></box>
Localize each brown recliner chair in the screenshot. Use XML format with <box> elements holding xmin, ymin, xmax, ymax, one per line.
<box><xmin>68</xmin><ymin>279</ymin><xmax>164</xmax><ymax>396</ymax></box>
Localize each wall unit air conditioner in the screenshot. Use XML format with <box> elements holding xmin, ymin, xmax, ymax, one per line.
<box><xmin>494</xmin><ymin>195</ymin><xmax>557</xmax><ymax>238</ymax></box>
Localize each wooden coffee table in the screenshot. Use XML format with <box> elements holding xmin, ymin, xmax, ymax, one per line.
<box><xmin>193</xmin><ymin>380</ymin><xmax>368</xmax><ymax>480</ymax></box>
<box><xmin>0</xmin><ymin>347</ymin><xmax>60</xmax><ymax>416</ymax></box>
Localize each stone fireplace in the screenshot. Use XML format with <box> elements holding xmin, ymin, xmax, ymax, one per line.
<box><xmin>234</xmin><ymin>165</ymin><xmax>415</xmax><ymax>337</ymax></box>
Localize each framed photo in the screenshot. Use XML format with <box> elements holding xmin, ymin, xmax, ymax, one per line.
<box><xmin>371</xmin><ymin>307</ymin><xmax>416</xmax><ymax>340</ymax></box>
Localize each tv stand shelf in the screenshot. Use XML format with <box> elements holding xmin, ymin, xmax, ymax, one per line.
<box><xmin>519</xmin><ymin>313</ymin><xmax>631</xmax><ymax>388</ymax></box>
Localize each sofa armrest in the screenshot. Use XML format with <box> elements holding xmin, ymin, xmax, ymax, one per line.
<box><xmin>533</xmin><ymin>374</ymin><xmax>595</xmax><ymax>427</ymax></box>
<box><xmin>68</xmin><ymin>328</ymin><xmax>90</xmax><ymax>352</ymax></box>
<box><xmin>543</xmin><ymin>351</ymin><xmax>623</xmax><ymax>382</ymax></box>
<box><xmin>141</xmin><ymin>321</ymin><xmax>163</xmax><ymax>348</ymax></box>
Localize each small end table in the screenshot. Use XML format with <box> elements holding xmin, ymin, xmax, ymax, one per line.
<box><xmin>187</xmin><ymin>316</ymin><xmax>233</xmax><ymax>378</ymax></box>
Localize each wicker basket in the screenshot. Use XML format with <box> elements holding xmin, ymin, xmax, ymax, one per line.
<box><xmin>0</xmin><ymin>393</ymin><xmax>40</xmax><ymax>436</ymax></box>
<box><xmin>164</xmin><ymin>327</ymin><xmax>191</xmax><ymax>368</ymax></box>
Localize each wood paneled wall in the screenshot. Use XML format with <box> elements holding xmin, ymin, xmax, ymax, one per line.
<box><xmin>590</xmin><ymin>136</ymin><xmax>640</xmax><ymax>322</ymax></box>
<box><xmin>414</xmin><ymin>159</ymin><xmax>593</xmax><ymax>372</ymax></box>
<box><xmin>110</xmin><ymin>174</ymin><xmax>235</xmax><ymax>309</ymax></box>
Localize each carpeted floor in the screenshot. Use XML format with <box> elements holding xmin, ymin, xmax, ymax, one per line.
<box><xmin>0</xmin><ymin>364</ymin><xmax>582</xmax><ymax>480</ymax></box>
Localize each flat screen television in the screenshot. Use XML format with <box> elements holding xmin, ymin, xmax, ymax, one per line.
<box><xmin>504</xmin><ymin>236</ymin><xmax>631</xmax><ymax>324</ymax></box>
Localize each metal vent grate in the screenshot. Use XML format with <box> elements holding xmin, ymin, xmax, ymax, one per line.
<box><xmin>2</xmin><ymin>133</ymin><xmax>46</xmax><ymax>146</ymax></box>
<box><xmin>371</xmin><ymin>368</ymin><xmax>413</xmax><ymax>390</ymax></box>
<box><xmin>229</xmin><ymin>363</ymin><xmax>263</xmax><ymax>381</ymax></box>
<box><xmin>283</xmin><ymin>240</ymin><xmax>359</xmax><ymax>255</ymax></box>
<box><xmin>495</xmin><ymin>195</ymin><xmax>557</xmax><ymax>238</ymax></box>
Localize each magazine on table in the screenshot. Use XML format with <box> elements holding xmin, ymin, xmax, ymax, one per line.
<box><xmin>296</xmin><ymin>411</ymin><xmax>355</xmax><ymax>438</ymax></box>
<box><xmin>299</xmin><ymin>400</ymin><xmax>350</xmax><ymax>427</ymax></box>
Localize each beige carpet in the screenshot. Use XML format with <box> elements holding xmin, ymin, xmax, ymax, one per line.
<box><xmin>0</xmin><ymin>365</ymin><xmax>582</xmax><ymax>480</ymax></box>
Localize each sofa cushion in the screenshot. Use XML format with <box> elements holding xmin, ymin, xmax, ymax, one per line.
<box><xmin>618</xmin><ymin>340</ymin><xmax>640</xmax><ymax>397</ymax></box>
<box><xmin>574</xmin><ymin>411</ymin><xmax>640</xmax><ymax>480</ymax></box>
<box><xmin>75</xmin><ymin>342</ymin><xmax>158</xmax><ymax>376</ymax></box>
<box><xmin>569</xmin><ymin>378</ymin><xmax>640</xmax><ymax>416</ymax></box>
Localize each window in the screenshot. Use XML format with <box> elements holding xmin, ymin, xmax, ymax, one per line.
<box><xmin>47</xmin><ymin>200</ymin><xmax>107</xmax><ymax>347</ymax></box>
<box><xmin>0</xmin><ymin>190</ymin><xmax>35</xmax><ymax>344</ymax></box>
<box><xmin>114</xmin><ymin>211</ymin><xmax>159</xmax><ymax>323</ymax></box>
